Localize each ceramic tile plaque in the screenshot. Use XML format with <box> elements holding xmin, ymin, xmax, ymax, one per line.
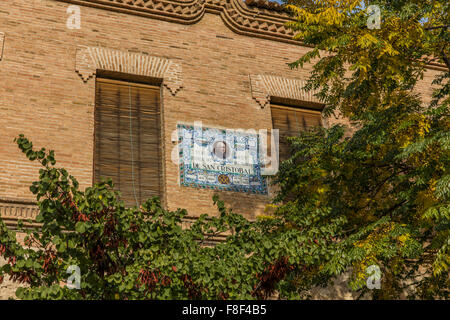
<box><xmin>177</xmin><ymin>124</ymin><xmax>267</xmax><ymax>194</ymax></box>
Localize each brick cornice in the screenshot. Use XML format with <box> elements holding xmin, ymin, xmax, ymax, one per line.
<box><xmin>249</xmin><ymin>74</ymin><xmax>322</xmax><ymax>108</ymax></box>
<box><xmin>57</xmin><ymin>1</ymin><xmax>448</xmax><ymax>70</ymax></box>
<box><xmin>56</xmin><ymin>0</ymin><xmax>298</xmax><ymax>45</ymax></box>
<box><xmin>0</xmin><ymin>32</ymin><xmax>4</xmax><ymax>61</ymax></box>
<box><xmin>75</xmin><ymin>45</ymin><xmax>183</xmax><ymax>95</ymax></box>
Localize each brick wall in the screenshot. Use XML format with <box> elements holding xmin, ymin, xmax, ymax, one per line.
<box><xmin>0</xmin><ymin>0</ymin><xmax>444</xmax><ymax>221</ymax></box>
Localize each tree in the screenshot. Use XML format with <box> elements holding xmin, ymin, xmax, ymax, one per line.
<box><xmin>270</xmin><ymin>0</ymin><xmax>449</xmax><ymax>298</ymax></box>
<box><xmin>0</xmin><ymin>135</ymin><xmax>339</xmax><ymax>299</ymax></box>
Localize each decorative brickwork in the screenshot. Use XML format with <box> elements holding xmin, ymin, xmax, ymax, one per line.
<box><xmin>57</xmin><ymin>0</ymin><xmax>297</xmax><ymax>44</ymax></box>
<box><xmin>75</xmin><ymin>46</ymin><xmax>183</xmax><ymax>95</ymax></box>
<box><xmin>249</xmin><ymin>74</ymin><xmax>321</xmax><ymax>108</ymax></box>
<box><xmin>0</xmin><ymin>32</ymin><xmax>4</xmax><ymax>61</ymax></box>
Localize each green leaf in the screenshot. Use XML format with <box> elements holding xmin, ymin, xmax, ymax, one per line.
<box><xmin>75</xmin><ymin>222</ymin><xmax>86</xmax><ymax>234</ymax></box>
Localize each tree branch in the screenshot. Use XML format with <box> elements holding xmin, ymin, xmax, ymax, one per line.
<box><xmin>440</xmin><ymin>49</ymin><xmax>450</xmax><ymax>70</ymax></box>
<box><xmin>424</xmin><ymin>25</ymin><xmax>450</xmax><ymax>30</ymax></box>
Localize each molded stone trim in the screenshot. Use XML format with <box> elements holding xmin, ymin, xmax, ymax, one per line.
<box><xmin>249</xmin><ymin>74</ymin><xmax>321</xmax><ymax>108</ymax></box>
<box><xmin>75</xmin><ymin>46</ymin><xmax>183</xmax><ymax>95</ymax></box>
<box><xmin>0</xmin><ymin>198</ymin><xmax>39</xmax><ymax>222</ymax></box>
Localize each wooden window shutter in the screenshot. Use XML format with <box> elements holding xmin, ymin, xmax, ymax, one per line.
<box><xmin>94</xmin><ymin>78</ymin><xmax>163</xmax><ymax>207</ymax></box>
<box><xmin>271</xmin><ymin>105</ymin><xmax>322</xmax><ymax>162</ymax></box>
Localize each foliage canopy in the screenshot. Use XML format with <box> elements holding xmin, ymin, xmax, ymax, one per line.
<box><xmin>273</xmin><ymin>0</ymin><xmax>449</xmax><ymax>298</ymax></box>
